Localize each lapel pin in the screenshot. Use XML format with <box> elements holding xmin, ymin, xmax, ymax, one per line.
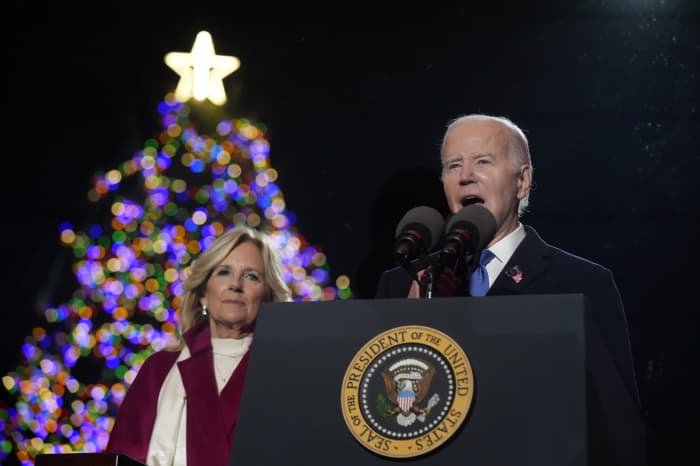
<box><xmin>505</xmin><ymin>265</ymin><xmax>523</xmax><ymax>284</ymax></box>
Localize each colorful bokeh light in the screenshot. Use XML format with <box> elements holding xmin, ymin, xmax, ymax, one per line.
<box><xmin>0</xmin><ymin>93</ymin><xmax>352</xmax><ymax>464</ymax></box>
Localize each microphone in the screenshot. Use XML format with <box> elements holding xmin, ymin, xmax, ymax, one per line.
<box><xmin>440</xmin><ymin>204</ymin><xmax>497</xmax><ymax>266</ymax></box>
<box><xmin>393</xmin><ymin>206</ymin><xmax>445</xmax><ymax>269</ymax></box>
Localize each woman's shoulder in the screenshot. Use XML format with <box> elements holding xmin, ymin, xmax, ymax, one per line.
<box><xmin>136</xmin><ymin>348</ymin><xmax>181</xmax><ymax>381</ymax></box>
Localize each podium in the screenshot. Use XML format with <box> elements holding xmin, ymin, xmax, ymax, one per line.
<box><xmin>35</xmin><ymin>453</ymin><xmax>145</xmax><ymax>466</ymax></box>
<box><xmin>229</xmin><ymin>294</ymin><xmax>645</xmax><ymax>466</ymax></box>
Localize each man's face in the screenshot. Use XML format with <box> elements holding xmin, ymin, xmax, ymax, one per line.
<box><xmin>441</xmin><ymin>119</ymin><xmax>531</xmax><ymax>244</ymax></box>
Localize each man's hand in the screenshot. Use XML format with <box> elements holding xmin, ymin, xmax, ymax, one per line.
<box><xmin>407</xmin><ymin>266</ymin><xmax>463</xmax><ymax>298</ymax></box>
<box><xmin>434</xmin><ymin>266</ymin><xmax>463</xmax><ymax>296</ymax></box>
<box><xmin>407</xmin><ymin>270</ymin><xmax>425</xmax><ymax>298</ymax></box>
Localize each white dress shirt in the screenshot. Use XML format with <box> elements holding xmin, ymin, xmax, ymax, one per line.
<box><xmin>483</xmin><ymin>223</ymin><xmax>526</xmax><ymax>288</ymax></box>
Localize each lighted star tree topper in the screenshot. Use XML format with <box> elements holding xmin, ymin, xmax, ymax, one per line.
<box><xmin>165</xmin><ymin>30</ymin><xmax>240</xmax><ymax>105</ymax></box>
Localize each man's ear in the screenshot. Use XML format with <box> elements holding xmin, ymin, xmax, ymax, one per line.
<box><xmin>516</xmin><ymin>164</ymin><xmax>532</xmax><ymax>199</ymax></box>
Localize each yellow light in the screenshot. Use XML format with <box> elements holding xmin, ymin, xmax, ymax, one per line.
<box><xmin>227</xmin><ymin>164</ymin><xmax>242</xmax><ymax>178</ymax></box>
<box><xmin>247</xmin><ymin>212</ymin><xmax>261</xmax><ymax>227</ymax></box>
<box><xmin>2</xmin><ymin>375</ymin><xmax>15</xmax><ymax>391</ymax></box>
<box><xmin>106</xmin><ymin>169</ymin><xmax>122</xmax><ymax>185</ymax></box>
<box><xmin>60</xmin><ymin>229</ymin><xmax>76</xmax><ymax>245</ymax></box>
<box><xmin>164</xmin><ymin>31</ymin><xmax>240</xmax><ymax>105</ymax></box>
<box><xmin>336</xmin><ymin>275</ymin><xmax>351</xmax><ymax>290</ymax></box>
<box><xmin>164</xmin><ymin>268</ymin><xmax>179</xmax><ymax>283</ymax></box>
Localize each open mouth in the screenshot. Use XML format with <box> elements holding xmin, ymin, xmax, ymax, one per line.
<box><xmin>461</xmin><ymin>196</ymin><xmax>484</xmax><ymax>207</ymax></box>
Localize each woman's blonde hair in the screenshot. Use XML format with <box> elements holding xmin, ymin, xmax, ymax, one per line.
<box><xmin>173</xmin><ymin>225</ymin><xmax>291</xmax><ymax>349</ymax></box>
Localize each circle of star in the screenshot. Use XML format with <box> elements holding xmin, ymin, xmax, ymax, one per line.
<box><xmin>164</xmin><ymin>31</ymin><xmax>240</xmax><ymax>106</ymax></box>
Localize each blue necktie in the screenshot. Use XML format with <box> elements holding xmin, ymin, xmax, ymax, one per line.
<box><xmin>470</xmin><ymin>249</ymin><xmax>495</xmax><ymax>297</ymax></box>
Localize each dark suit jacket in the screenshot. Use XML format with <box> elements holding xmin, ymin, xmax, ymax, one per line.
<box><xmin>376</xmin><ymin>225</ymin><xmax>639</xmax><ymax>404</ymax></box>
<box><xmin>106</xmin><ymin>321</ymin><xmax>250</xmax><ymax>466</ymax></box>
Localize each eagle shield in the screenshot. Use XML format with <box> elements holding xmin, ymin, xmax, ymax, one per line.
<box><xmin>381</xmin><ymin>358</ymin><xmax>438</xmax><ymax>426</ymax></box>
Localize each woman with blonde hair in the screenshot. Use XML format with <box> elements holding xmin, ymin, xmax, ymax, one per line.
<box><xmin>107</xmin><ymin>225</ymin><xmax>291</xmax><ymax>466</ymax></box>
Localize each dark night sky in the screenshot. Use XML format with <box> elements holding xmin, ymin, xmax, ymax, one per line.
<box><xmin>2</xmin><ymin>2</ymin><xmax>699</xmax><ymax>464</ymax></box>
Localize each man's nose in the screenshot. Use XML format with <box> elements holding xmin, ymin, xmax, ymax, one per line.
<box><xmin>459</xmin><ymin>163</ymin><xmax>475</xmax><ymax>183</ymax></box>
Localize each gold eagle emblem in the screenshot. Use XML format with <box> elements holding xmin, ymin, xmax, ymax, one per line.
<box><xmin>381</xmin><ymin>358</ymin><xmax>439</xmax><ymax>426</ymax></box>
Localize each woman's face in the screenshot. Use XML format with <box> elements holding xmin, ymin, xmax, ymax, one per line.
<box><xmin>201</xmin><ymin>240</ymin><xmax>266</xmax><ymax>338</ymax></box>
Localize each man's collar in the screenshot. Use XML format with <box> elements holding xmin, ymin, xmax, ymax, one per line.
<box><xmin>489</xmin><ymin>223</ymin><xmax>526</xmax><ymax>264</ymax></box>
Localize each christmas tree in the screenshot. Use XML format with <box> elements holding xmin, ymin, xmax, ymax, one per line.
<box><xmin>0</xmin><ymin>31</ymin><xmax>352</xmax><ymax>465</ymax></box>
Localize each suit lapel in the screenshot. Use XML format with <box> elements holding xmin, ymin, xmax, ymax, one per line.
<box><xmin>219</xmin><ymin>349</ymin><xmax>251</xmax><ymax>439</ymax></box>
<box><xmin>489</xmin><ymin>225</ymin><xmax>550</xmax><ymax>295</ymax></box>
<box><xmin>178</xmin><ymin>323</ymin><xmax>230</xmax><ymax>466</ymax></box>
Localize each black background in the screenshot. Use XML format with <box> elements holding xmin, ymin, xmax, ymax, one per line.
<box><xmin>2</xmin><ymin>2</ymin><xmax>698</xmax><ymax>465</ymax></box>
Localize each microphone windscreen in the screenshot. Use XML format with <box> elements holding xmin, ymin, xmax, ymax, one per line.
<box><xmin>395</xmin><ymin>206</ymin><xmax>445</xmax><ymax>252</ymax></box>
<box><xmin>445</xmin><ymin>204</ymin><xmax>497</xmax><ymax>251</ymax></box>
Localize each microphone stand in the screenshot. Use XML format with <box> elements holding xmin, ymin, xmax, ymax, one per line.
<box><xmin>419</xmin><ymin>249</ymin><xmax>476</xmax><ymax>299</ymax></box>
<box><xmin>406</xmin><ymin>252</ymin><xmax>442</xmax><ymax>299</ymax></box>
<box><xmin>421</xmin><ymin>267</ymin><xmax>435</xmax><ymax>299</ymax></box>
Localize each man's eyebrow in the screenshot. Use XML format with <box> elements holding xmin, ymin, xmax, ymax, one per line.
<box><xmin>442</xmin><ymin>155</ymin><xmax>463</xmax><ymax>164</ymax></box>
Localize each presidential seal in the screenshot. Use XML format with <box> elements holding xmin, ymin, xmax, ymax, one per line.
<box><xmin>340</xmin><ymin>325</ymin><xmax>474</xmax><ymax>458</ymax></box>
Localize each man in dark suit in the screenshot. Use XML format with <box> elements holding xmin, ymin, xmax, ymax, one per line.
<box><xmin>375</xmin><ymin>114</ymin><xmax>639</xmax><ymax>404</ymax></box>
